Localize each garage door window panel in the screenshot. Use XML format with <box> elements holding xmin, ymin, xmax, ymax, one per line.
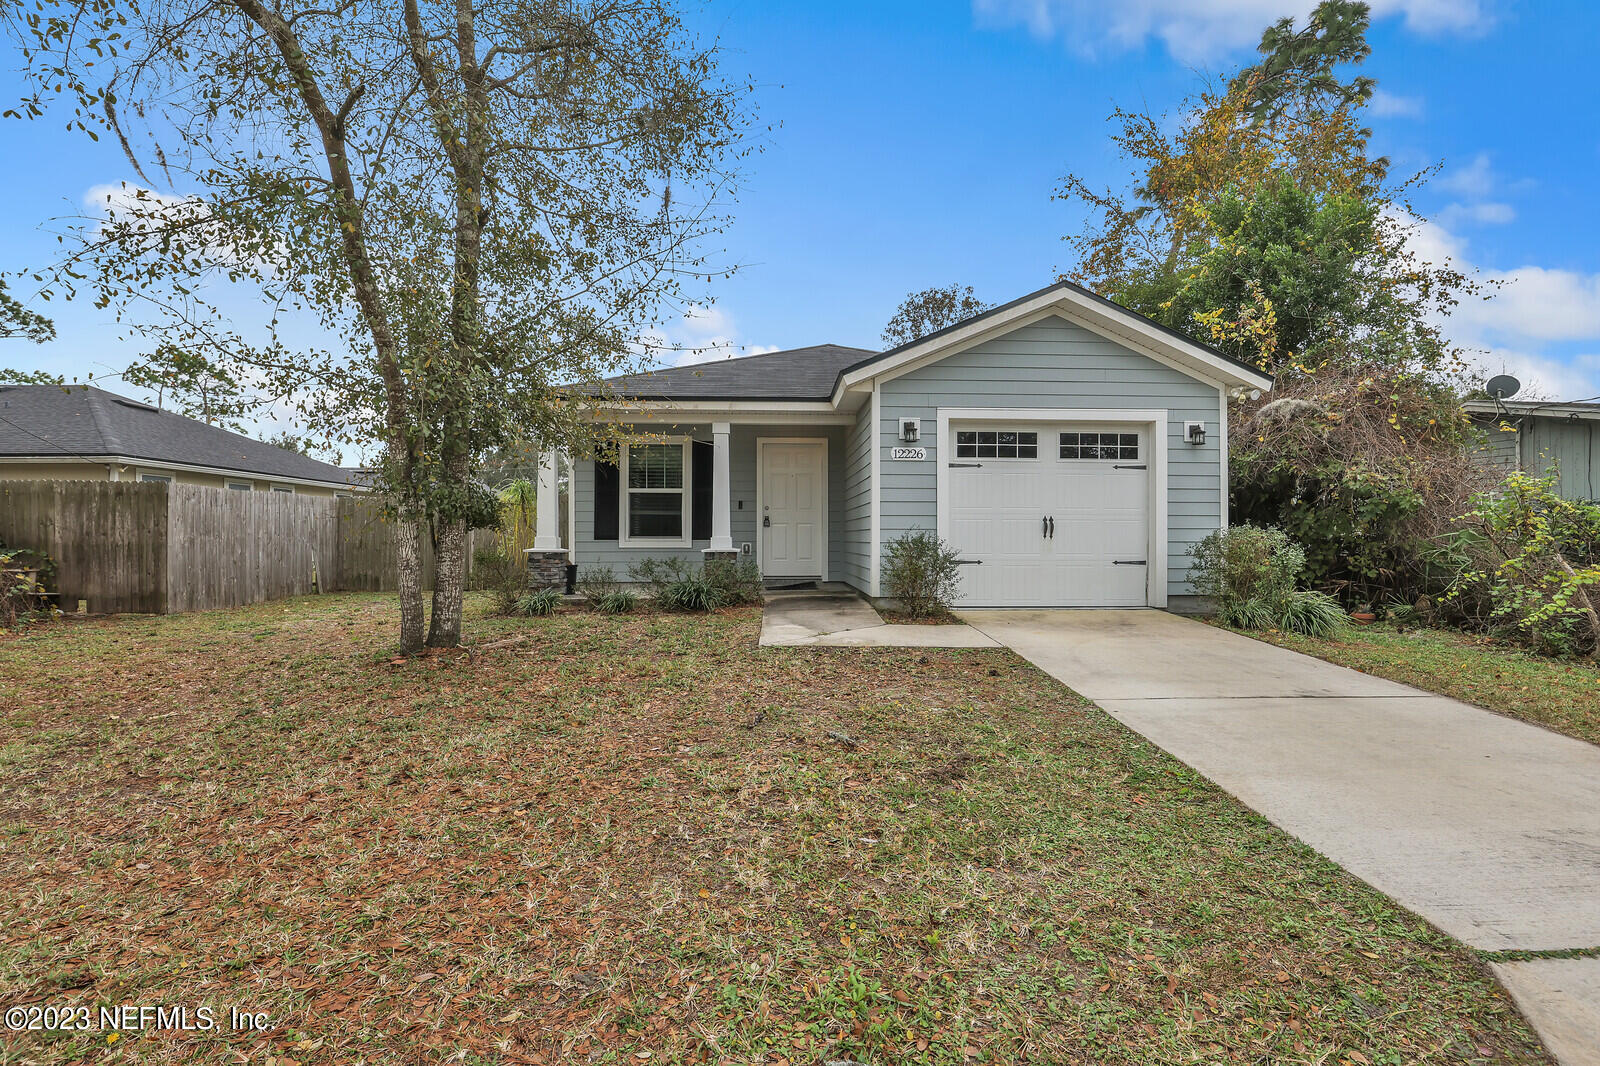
<box><xmin>1060</xmin><ymin>432</ymin><xmax>1139</xmax><ymax>460</ymax></box>
<box><xmin>955</xmin><ymin>429</ymin><xmax>1037</xmax><ymax>459</ymax></box>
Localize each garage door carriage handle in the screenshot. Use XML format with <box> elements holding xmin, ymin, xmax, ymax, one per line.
<box><xmin>1047</xmin><ymin>516</ymin><xmax>1055</xmax><ymax>538</ymax></box>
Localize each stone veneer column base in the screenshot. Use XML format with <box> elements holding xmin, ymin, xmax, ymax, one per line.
<box><xmin>701</xmin><ymin>549</ymin><xmax>739</xmax><ymax>565</ymax></box>
<box><xmin>524</xmin><ymin>549</ymin><xmax>569</xmax><ymax>590</ymax></box>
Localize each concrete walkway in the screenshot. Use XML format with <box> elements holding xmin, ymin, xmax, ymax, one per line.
<box><xmin>760</xmin><ymin>586</ymin><xmax>998</xmax><ymax>648</ymax></box>
<box><xmin>960</xmin><ymin>608</ymin><xmax>1600</xmax><ymax>1066</ymax></box>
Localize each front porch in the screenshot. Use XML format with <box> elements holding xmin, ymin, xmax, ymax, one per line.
<box><xmin>530</xmin><ymin>417</ymin><xmax>868</xmax><ymax>592</ymax></box>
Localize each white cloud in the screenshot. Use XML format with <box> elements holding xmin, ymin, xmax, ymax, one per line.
<box><xmin>972</xmin><ymin>0</ymin><xmax>1491</xmax><ymax>62</ymax></box>
<box><xmin>1437</xmin><ymin>201</ymin><xmax>1515</xmax><ymax>226</ymax></box>
<box><xmin>1368</xmin><ymin>89</ymin><xmax>1424</xmax><ymax>118</ymax></box>
<box><xmin>1436</xmin><ymin>152</ymin><xmax>1498</xmax><ymax>200</ymax></box>
<box><xmin>637</xmin><ymin>304</ymin><xmax>779</xmax><ymax>368</ymax></box>
<box><xmin>1396</xmin><ymin>211</ymin><xmax>1600</xmax><ymax>399</ymax></box>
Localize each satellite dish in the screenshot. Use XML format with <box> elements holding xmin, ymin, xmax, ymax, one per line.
<box><xmin>1486</xmin><ymin>374</ymin><xmax>1521</xmax><ymax>401</ymax></box>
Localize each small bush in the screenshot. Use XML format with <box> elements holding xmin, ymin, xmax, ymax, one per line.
<box><xmin>576</xmin><ymin>565</ymin><xmax>622</xmax><ymax>601</ymax></box>
<box><xmin>1190</xmin><ymin>525</ymin><xmax>1345</xmax><ymax>637</ymax></box>
<box><xmin>627</xmin><ymin>557</ymin><xmax>694</xmax><ymax>600</ymax></box>
<box><xmin>705</xmin><ymin>558</ymin><xmax>763</xmax><ymax>605</ymax></box>
<box><xmin>513</xmin><ymin>588</ymin><xmax>562</xmax><ymax>617</ymax></box>
<box><xmin>1</xmin><ymin>545</ymin><xmax>52</xmax><ymax>628</ymax></box>
<box><xmin>594</xmin><ymin>590</ymin><xmax>637</xmax><ymax>614</ymax></box>
<box><xmin>473</xmin><ymin>545</ymin><xmax>526</xmax><ymax>613</ymax></box>
<box><xmin>882</xmin><ymin>530</ymin><xmax>962</xmax><ymax>619</ymax></box>
<box><xmin>1188</xmin><ymin>524</ymin><xmax>1303</xmax><ymax>606</ymax></box>
<box><xmin>658</xmin><ymin>577</ymin><xmax>720</xmax><ymax>612</ymax></box>
<box><xmin>1442</xmin><ymin>472</ymin><xmax>1600</xmax><ymax>658</ymax></box>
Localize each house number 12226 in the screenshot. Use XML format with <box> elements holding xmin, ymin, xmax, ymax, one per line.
<box><xmin>890</xmin><ymin>447</ymin><xmax>927</xmax><ymax>460</ymax></box>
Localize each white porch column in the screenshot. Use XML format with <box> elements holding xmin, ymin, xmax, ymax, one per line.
<box><xmin>708</xmin><ymin>421</ymin><xmax>733</xmax><ymax>551</ymax></box>
<box><xmin>533</xmin><ymin>448</ymin><xmax>562</xmax><ymax>550</ymax></box>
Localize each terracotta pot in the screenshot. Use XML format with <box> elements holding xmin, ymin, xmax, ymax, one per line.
<box><xmin>1349</xmin><ymin>612</ymin><xmax>1376</xmax><ymax>625</ymax></box>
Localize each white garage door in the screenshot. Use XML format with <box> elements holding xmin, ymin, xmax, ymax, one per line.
<box><xmin>946</xmin><ymin>422</ymin><xmax>1150</xmax><ymax>607</ymax></box>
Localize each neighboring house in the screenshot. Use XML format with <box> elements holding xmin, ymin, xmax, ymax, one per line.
<box><xmin>0</xmin><ymin>384</ymin><xmax>363</xmax><ymax>497</ymax></box>
<box><xmin>1465</xmin><ymin>399</ymin><xmax>1599</xmax><ymax>502</ymax></box>
<box><xmin>529</xmin><ymin>281</ymin><xmax>1272</xmax><ymax>610</ymax></box>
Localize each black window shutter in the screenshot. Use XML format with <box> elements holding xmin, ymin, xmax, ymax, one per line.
<box><xmin>691</xmin><ymin>440</ymin><xmax>713</xmax><ymax>541</ymax></box>
<box><xmin>593</xmin><ymin>458</ymin><xmax>619</xmax><ymax>541</ymax></box>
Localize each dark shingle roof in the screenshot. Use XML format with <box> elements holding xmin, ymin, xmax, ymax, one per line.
<box><xmin>597</xmin><ymin>344</ymin><xmax>877</xmax><ymax>401</ymax></box>
<box><xmin>0</xmin><ymin>384</ymin><xmax>355</xmax><ymax>485</ymax></box>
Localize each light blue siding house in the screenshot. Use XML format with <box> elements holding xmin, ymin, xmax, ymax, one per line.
<box><xmin>543</xmin><ymin>282</ymin><xmax>1272</xmax><ymax>611</ymax></box>
<box><xmin>1466</xmin><ymin>399</ymin><xmax>1600</xmax><ymax>502</ymax></box>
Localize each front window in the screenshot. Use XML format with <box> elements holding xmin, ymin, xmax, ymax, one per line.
<box><xmin>623</xmin><ymin>442</ymin><xmax>688</xmax><ymax>542</ymax></box>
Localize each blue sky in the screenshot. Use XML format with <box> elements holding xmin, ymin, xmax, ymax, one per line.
<box><xmin>3</xmin><ymin>0</ymin><xmax>1598</xmax><ymax>416</ymax></box>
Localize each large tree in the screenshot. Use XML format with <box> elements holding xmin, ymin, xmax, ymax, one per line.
<box><xmin>1057</xmin><ymin>0</ymin><xmax>1470</xmax><ymax>379</ymax></box>
<box><xmin>881</xmin><ymin>284</ymin><xmax>991</xmax><ymax>348</ymax></box>
<box><xmin>12</xmin><ymin>0</ymin><xmax>750</xmax><ymax>651</ymax></box>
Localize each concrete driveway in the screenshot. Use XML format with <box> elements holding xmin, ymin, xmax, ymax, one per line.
<box><xmin>960</xmin><ymin>608</ymin><xmax>1600</xmax><ymax>1065</ymax></box>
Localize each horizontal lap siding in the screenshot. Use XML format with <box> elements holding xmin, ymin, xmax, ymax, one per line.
<box><xmin>838</xmin><ymin>403</ymin><xmax>873</xmax><ymax>592</ymax></box>
<box><xmin>877</xmin><ymin>315</ymin><xmax>1224</xmax><ymax>598</ymax></box>
<box><xmin>572</xmin><ymin>423</ymin><xmax>850</xmax><ymax>578</ymax></box>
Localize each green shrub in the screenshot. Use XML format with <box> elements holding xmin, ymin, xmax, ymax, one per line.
<box><xmin>658</xmin><ymin>577</ymin><xmax>720</xmax><ymax>612</ymax></box>
<box><xmin>882</xmin><ymin>530</ymin><xmax>962</xmax><ymax>618</ymax></box>
<box><xmin>576</xmin><ymin>565</ymin><xmax>621</xmax><ymax>601</ymax></box>
<box><xmin>472</xmin><ymin>544</ymin><xmax>527</xmax><ymax>613</ymax></box>
<box><xmin>594</xmin><ymin>590</ymin><xmax>637</xmax><ymax>614</ymax></box>
<box><xmin>1190</xmin><ymin>525</ymin><xmax>1345</xmax><ymax>637</ymax></box>
<box><xmin>1188</xmin><ymin>524</ymin><xmax>1304</xmax><ymax>606</ymax></box>
<box><xmin>1</xmin><ymin>545</ymin><xmax>52</xmax><ymax>628</ymax></box>
<box><xmin>627</xmin><ymin>556</ymin><xmax>695</xmax><ymax>599</ymax></box>
<box><xmin>705</xmin><ymin>557</ymin><xmax>763</xmax><ymax>605</ymax></box>
<box><xmin>1442</xmin><ymin>472</ymin><xmax>1600</xmax><ymax>658</ymax></box>
<box><xmin>513</xmin><ymin>588</ymin><xmax>562</xmax><ymax>617</ymax></box>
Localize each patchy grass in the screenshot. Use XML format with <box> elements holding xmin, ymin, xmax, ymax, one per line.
<box><xmin>1243</xmin><ymin>623</ymin><xmax>1600</xmax><ymax>747</ymax></box>
<box><xmin>0</xmin><ymin>595</ymin><xmax>1546</xmax><ymax>1064</ymax></box>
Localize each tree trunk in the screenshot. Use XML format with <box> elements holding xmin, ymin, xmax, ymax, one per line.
<box><xmin>427</xmin><ymin>516</ymin><xmax>467</xmax><ymax>648</ymax></box>
<box><xmin>396</xmin><ymin>515</ymin><xmax>426</xmax><ymax>654</ymax></box>
<box><xmin>1554</xmin><ymin>552</ymin><xmax>1600</xmax><ymax>660</ymax></box>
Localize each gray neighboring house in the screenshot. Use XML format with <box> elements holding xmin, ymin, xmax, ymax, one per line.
<box><xmin>525</xmin><ymin>281</ymin><xmax>1272</xmax><ymax>610</ymax></box>
<box><xmin>0</xmin><ymin>383</ymin><xmax>363</xmax><ymax>496</ymax></box>
<box><xmin>1466</xmin><ymin>399</ymin><xmax>1600</xmax><ymax>502</ymax></box>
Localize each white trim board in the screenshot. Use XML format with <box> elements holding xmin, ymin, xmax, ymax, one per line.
<box><xmin>755</xmin><ymin>436</ymin><xmax>830</xmax><ymax>582</ymax></box>
<box><xmin>869</xmin><ymin>384</ymin><xmax>882</xmax><ymax>598</ymax></box>
<box><xmin>934</xmin><ymin>407</ymin><xmax>1169</xmax><ymax>609</ymax></box>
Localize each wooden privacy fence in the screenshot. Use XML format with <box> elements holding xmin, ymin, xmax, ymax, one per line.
<box><xmin>0</xmin><ymin>481</ymin><xmax>493</xmax><ymax>614</ymax></box>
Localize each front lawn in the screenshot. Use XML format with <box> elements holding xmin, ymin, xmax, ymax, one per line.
<box><xmin>1244</xmin><ymin>623</ymin><xmax>1600</xmax><ymax>747</ymax></box>
<box><xmin>0</xmin><ymin>595</ymin><xmax>1546</xmax><ymax>1064</ymax></box>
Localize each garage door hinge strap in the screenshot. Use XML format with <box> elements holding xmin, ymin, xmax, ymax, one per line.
<box><xmin>947</xmin><ymin>462</ymin><xmax>983</xmax><ymax>468</ymax></box>
<box><xmin>1113</xmin><ymin>464</ymin><xmax>1147</xmax><ymax>470</ymax></box>
<box><xmin>954</xmin><ymin>559</ymin><xmax>983</xmax><ymax>565</ymax></box>
<box><xmin>1113</xmin><ymin>559</ymin><xmax>1147</xmax><ymax>566</ymax></box>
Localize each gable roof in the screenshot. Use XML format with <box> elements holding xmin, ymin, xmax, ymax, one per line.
<box><xmin>1464</xmin><ymin>399</ymin><xmax>1600</xmax><ymax>422</ymax></box>
<box><xmin>590</xmin><ymin>280</ymin><xmax>1271</xmax><ymax>405</ymax></box>
<box><xmin>0</xmin><ymin>384</ymin><xmax>357</xmax><ymax>486</ymax></box>
<box><xmin>831</xmin><ymin>279</ymin><xmax>1273</xmax><ymax>398</ymax></box>
<box><xmin>597</xmin><ymin>343</ymin><xmax>876</xmax><ymax>402</ymax></box>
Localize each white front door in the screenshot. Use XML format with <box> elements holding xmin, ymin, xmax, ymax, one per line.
<box><xmin>760</xmin><ymin>440</ymin><xmax>827</xmax><ymax>578</ymax></box>
<box><xmin>946</xmin><ymin>422</ymin><xmax>1150</xmax><ymax>607</ymax></box>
